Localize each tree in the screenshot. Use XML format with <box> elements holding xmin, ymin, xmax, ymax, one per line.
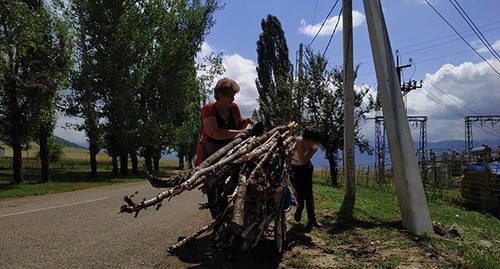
<box><xmin>254</xmin><ymin>14</ymin><xmax>299</xmax><ymax>129</ymax></box>
<box><xmin>175</xmin><ymin>52</ymin><xmax>225</xmax><ymax>169</ymax></box>
<box><xmin>64</xmin><ymin>0</ymin><xmax>104</xmax><ymax>179</ymax></box>
<box><xmin>0</xmin><ymin>1</ymin><xmax>71</xmax><ymax>184</ymax></box>
<box><xmin>132</xmin><ymin>0</ymin><xmax>221</xmax><ymax>171</ymax></box>
<box><xmin>302</xmin><ymin>49</ymin><xmax>372</xmax><ymax>187</ymax></box>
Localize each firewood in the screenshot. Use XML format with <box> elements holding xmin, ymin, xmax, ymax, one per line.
<box><xmin>231</xmin><ymin>174</ymin><xmax>247</xmax><ymax>233</ymax></box>
<box><xmin>119</xmin><ymin>123</ymin><xmax>299</xmax><ymax>256</ymax></box>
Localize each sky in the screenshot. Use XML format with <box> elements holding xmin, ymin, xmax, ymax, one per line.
<box><xmin>56</xmin><ymin>0</ymin><xmax>500</xmax><ymax>153</ymax></box>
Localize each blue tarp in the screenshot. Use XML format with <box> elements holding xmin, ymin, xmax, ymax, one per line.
<box><xmin>465</xmin><ymin>163</ymin><xmax>500</xmax><ymax>175</ymax></box>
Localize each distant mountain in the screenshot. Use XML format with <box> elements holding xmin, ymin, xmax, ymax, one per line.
<box><xmin>310</xmin><ymin>138</ymin><xmax>500</xmax><ymax>167</ymax></box>
<box><xmin>54</xmin><ymin>136</ymin><xmax>86</xmax><ymax>149</ymax></box>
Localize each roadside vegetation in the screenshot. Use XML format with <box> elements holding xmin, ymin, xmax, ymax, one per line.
<box><xmin>282</xmin><ymin>174</ymin><xmax>499</xmax><ymax>269</ymax></box>
<box><xmin>0</xmin><ymin>144</ymin><xmax>178</xmax><ymax>199</ymax></box>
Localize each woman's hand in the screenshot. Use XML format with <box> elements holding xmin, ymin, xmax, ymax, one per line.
<box><xmin>235</xmin><ymin>128</ymin><xmax>251</xmax><ymax>139</ymax></box>
<box><xmin>240</xmin><ymin>118</ymin><xmax>254</xmax><ymax>129</ymax></box>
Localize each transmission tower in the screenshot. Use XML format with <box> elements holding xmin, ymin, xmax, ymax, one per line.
<box><xmin>465</xmin><ymin>115</ymin><xmax>500</xmax><ymax>151</ymax></box>
<box><xmin>375</xmin><ymin>116</ymin><xmax>428</xmax><ymax>182</ymax></box>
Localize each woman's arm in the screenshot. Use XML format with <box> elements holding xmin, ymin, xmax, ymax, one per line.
<box><xmin>203</xmin><ymin>117</ymin><xmax>244</xmax><ymax>140</ymax></box>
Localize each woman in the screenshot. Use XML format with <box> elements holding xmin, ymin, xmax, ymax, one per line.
<box><xmin>195</xmin><ymin>78</ymin><xmax>253</xmax><ymax>218</ymax></box>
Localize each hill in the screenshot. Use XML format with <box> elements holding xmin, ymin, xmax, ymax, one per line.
<box><xmin>53</xmin><ymin>136</ymin><xmax>86</xmax><ymax>149</ymax></box>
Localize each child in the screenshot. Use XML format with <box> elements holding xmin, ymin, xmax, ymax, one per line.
<box><xmin>290</xmin><ymin>127</ymin><xmax>323</xmax><ymax>228</ymax></box>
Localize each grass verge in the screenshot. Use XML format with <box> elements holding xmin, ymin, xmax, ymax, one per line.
<box><xmin>282</xmin><ymin>177</ymin><xmax>499</xmax><ymax>269</ymax></box>
<box><xmin>0</xmin><ymin>159</ymin><xmax>179</xmax><ymax>199</ymax></box>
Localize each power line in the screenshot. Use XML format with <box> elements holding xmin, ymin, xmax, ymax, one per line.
<box><xmin>451</xmin><ymin>0</ymin><xmax>500</xmax><ymax>59</ymax></box>
<box><xmin>308</xmin><ymin>0</ymin><xmax>319</xmax><ymax>44</ymax></box>
<box><xmin>448</xmin><ymin>0</ymin><xmax>500</xmax><ymax>62</ymax></box>
<box><xmin>425</xmin><ymin>81</ymin><xmax>479</xmax><ymax>115</ymax></box>
<box><xmin>323</xmin><ymin>8</ymin><xmax>343</xmax><ymax>58</ymax></box>
<box><xmin>400</xmin><ymin>27</ymin><xmax>498</xmax><ymax>55</ymax></box>
<box><xmin>423</xmin><ymin>0</ymin><xmax>500</xmax><ymax>77</ymax></box>
<box><xmin>419</xmin><ymin>87</ymin><xmax>500</xmax><ymax>137</ymax></box>
<box><xmin>397</xmin><ymin>20</ymin><xmax>500</xmax><ymax>51</ymax></box>
<box><xmin>308</xmin><ymin>0</ymin><xmax>341</xmax><ymax>48</ymax></box>
<box><xmin>424</xmin><ymin>82</ymin><xmax>500</xmax><ymax>135</ymax></box>
<box><xmin>332</xmin><ymin>21</ymin><xmax>500</xmax><ymax>65</ymax></box>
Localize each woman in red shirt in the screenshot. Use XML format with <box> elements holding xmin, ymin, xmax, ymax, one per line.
<box><xmin>195</xmin><ymin>78</ymin><xmax>253</xmax><ymax>218</ymax></box>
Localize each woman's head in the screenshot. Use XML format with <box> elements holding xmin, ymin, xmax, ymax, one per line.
<box><xmin>214</xmin><ymin>78</ymin><xmax>240</xmax><ymax>107</ymax></box>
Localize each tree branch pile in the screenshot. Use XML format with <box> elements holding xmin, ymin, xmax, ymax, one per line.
<box><xmin>119</xmin><ymin>123</ymin><xmax>298</xmax><ymax>255</ymax></box>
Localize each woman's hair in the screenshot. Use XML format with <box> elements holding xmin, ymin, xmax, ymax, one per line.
<box><xmin>214</xmin><ymin>78</ymin><xmax>240</xmax><ymax>100</ymax></box>
<box><xmin>303</xmin><ymin>125</ymin><xmax>321</xmax><ymax>142</ymax></box>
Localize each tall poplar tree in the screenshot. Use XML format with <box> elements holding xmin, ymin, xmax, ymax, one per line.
<box><xmin>254</xmin><ymin>14</ymin><xmax>298</xmax><ymax>129</ymax></box>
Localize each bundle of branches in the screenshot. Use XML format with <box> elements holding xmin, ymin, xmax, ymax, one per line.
<box><xmin>119</xmin><ymin>122</ymin><xmax>298</xmax><ymax>255</ymax></box>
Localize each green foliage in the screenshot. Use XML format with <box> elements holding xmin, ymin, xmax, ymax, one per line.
<box><xmin>0</xmin><ymin>0</ymin><xmax>72</xmax><ymax>183</ymax></box>
<box><xmin>254</xmin><ymin>14</ymin><xmax>299</xmax><ymax>128</ymax></box>
<box><xmin>301</xmin><ymin>48</ymin><xmax>373</xmax><ymax>185</ymax></box>
<box><xmin>36</xmin><ymin>137</ymin><xmax>65</xmax><ymax>162</ymax></box>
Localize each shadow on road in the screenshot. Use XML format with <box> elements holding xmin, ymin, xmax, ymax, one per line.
<box><xmin>162</xmin><ymin>234</ymin><xmax>283</xmax><ymax>269</ymax></box>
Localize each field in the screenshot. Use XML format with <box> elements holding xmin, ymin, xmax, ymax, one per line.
<box><xmin>0</xmin><ymin>144</ymin><xmax>179</xmax><ymax>198</ymax></box>
<box><xmin>281</xmin><ymin>176</ymin><xmax>500</xmax><ymax>269</ymax></box>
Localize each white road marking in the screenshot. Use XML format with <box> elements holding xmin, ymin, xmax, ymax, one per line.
<box><xmin>0</xmin><ymin>197</ymin><xmax>108</xmax><ymax>218</ymax></box>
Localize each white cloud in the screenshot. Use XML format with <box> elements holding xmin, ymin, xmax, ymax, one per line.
<box><xmin>197</xmin><ymin>42</ymin><xmax>259</xmax><ymax>117</ymax></box>
<box><xmin>299</xmin><ymin>10</ymin><xmax>366</xmax><ymax>37</ymax></box>
<box><xmin>218</xmin><ymin>54</ymin><xmax>259</xmax><ymax>117</ymax></box>
<box><xmin>475</xmin><ymin>39</ymin><xmax>500</xmax><ymax>54</ymax></box>
<box><xmin>405</xmin><ymin>59</ymin><xmax>500</xmax><ymax>142</ymax></box>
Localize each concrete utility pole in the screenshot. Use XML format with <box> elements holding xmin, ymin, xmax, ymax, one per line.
<box><xmin>343</xmin><ymin>0</ymin><xmax>356</xmax><ymax>201</ymax></box>
<box><xmin>363</xmin><ymin>0</ymin><xmax>433</xmax><ymax>233</ymax></box>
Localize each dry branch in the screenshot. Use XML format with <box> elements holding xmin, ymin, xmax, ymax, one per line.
<box><xmin>119</xmin><ymin>123</ymin><xmax>298</xmax><ymax>255</ymax></box>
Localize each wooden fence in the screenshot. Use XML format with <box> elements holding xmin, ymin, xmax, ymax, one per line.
<box><xmin>461</xmin><ymin>168</ymin><xmax>500</xmax><ymax>217</ymax></box>
<box><xmin>0</xmin><ymin>157</ymin><xmax>113</xmax><ymax>170</ymax></box>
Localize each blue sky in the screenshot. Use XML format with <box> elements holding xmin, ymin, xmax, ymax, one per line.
<box><xmin>56</xmin><ymin>0</ymin><xmax>500</xmax><ymax>151</ymax></box>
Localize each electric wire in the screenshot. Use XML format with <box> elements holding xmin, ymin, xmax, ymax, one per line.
<box><xmin>425</xmin><ymin>81</ymin><xmax>479</xmax><ymax>115</ymax></box>
<box><xmin>308</xmin><ymin>0</ymin><xmax>341</xmax><ymax>48</ymax></box>
<box><xmin>308</xmin><ymin>0</ymin><xmax>320</xmax><ymax>44</ymax></box>
<box><xmin>332</xmin><ymin>21</ymin><xmax>500</xmax><ymax>65</ymax></box>
<box><xmin>425</xmin><ymin>82</ymin><xmax>500</xmax><ymax>135</ymax></box>
<box><xmin>419</xmin><ymin>87</ymin><xmax>500</xmax><ymax>137</ymax></box>
<box><xmin>323</xmin><ymin>8</ymin><xmax>343</xmax><ymax>58</ymax></box>
<box><xmin>448</xmin><ymin>0</ymin><xmax>500</xmax><ymax>62</ymax></box>
<box><xmin>423</xmin><ymin>0</ymin><xmax>500</xmax><ymax>77</ymax></box>
<box><xmin>451</xmin><ymin>0</ymin><xmax>500</xmax><ymax>59</ymax></box>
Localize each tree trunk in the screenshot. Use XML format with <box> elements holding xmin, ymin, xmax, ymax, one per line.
<box><xmin>153</xmin><ymin>155</ymin><xmax>160</xmax><ymax>172</ymax></box>
<box><xmin>144</xmin><ymin>147</ymin><xmax>153</xmax><ymax>172</ymax></box>
<box><xmin>326</xmin><ymin>152</ymin><xmax>338</xmax><ymax>188</ymax></box>
<box><xmin>187</xmin><ymin>154</ymin><xmax>194</xmax><ymax>169</ymax></box>
<box><xmin>120</xmin><ymin>153</ymin><xmax>128</xmax><ymax>175</ymax></box>
<box><xmin>112</xmin><ymin>155</ymin><xmax>119</xmax><ymax>177</ymax></box>
<box><xmin>12</xmin><ymin>136</ymin><xmax>23</xmax><ymax>185</ymax></box>
<box><xmin>39</xmin><ymin>130</ymin><xmax>50</xmax><ymax>183</ymax></box>
<box><xmin>178</xmin><ymin>154</ymin><xmax>184</xmax><ymax>170</ymax></box>
<box><xmin>89</xmin><ymin>150</ymin><xmax>98</xmax><ymax>179</ymax></box>
<box><xmin>131</xmin><ymin>152</ymin><xmax>138</xmax><ymax>175</ymax></box>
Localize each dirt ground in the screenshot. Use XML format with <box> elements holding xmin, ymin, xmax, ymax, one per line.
<box><xmin>155</xmin><ymin>212</ymin><xmax>464</xmax><ymax>269</ymax></box>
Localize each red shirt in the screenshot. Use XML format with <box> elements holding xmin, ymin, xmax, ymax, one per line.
<box><xmin>195</xmin><ymin>102</ymin><xmax>242</xmax><ymax>166</ymax></box>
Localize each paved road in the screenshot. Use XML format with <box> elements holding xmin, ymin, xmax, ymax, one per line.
<box><xmin>0</xmin><ymin>182</ymin><xmax>211</xmax><ymax>269</ymax></box>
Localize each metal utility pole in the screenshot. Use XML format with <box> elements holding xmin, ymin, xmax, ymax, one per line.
<box><xmin>343</xmin><ymin>0</ymin><xmax>356</xmax><ymax>201</ymax></box>
<box><xmin>363</xmin><ymin>0</ymin><xmax>433</xmax><ymax>233</ymax></box>
<box><xmin>395</xmin><ymin>52</ymin><xmax>422</xmax><ymax>96</ymax></box>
